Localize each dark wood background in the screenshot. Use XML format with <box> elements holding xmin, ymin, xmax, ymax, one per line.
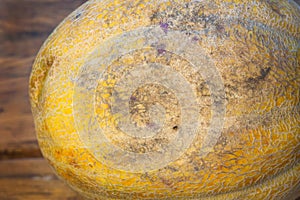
<box><xmin>0</xmin><ymin>0</ymin><xmax>299</xmax><ymax>200</ymax></box>
<box><xmin>0</xmin><ymin>1</ymin><xmax>86</xmax><ymax>199</ymax></box>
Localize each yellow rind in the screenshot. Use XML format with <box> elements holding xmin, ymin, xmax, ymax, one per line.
<box><xmin>29</xmin><ymin>0</ymin><xmax>300</xmax><ymax>199</ymax></box>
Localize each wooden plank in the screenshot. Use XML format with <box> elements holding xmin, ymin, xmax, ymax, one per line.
<box><xmin>0</xmin><ymin>0</ymin><xmax>88</xmax><ymax>57</ymax></box>
<box><xmin>0</xmin><ymin>57</ymin><xmax>34</xmax><ymax>79</ymax></box>
<box><xmin>0</xmin><ymin>158</ymin><xmax>84</xmax><ymax>200</ymax></box>
<box><xmin>0</xmin><ymin>72</ymin><xmax>41</xmax><ymax>159</ymax></box>
<box><xmin>0</xmin><ymin>0</ymin><xmax>87</xmax><ymax>160</ymax></box>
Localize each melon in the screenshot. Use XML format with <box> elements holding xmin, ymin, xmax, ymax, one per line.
<box><xmin>29</xmin><ymin>0</ymin><xmax>300</xmax><ymax>199</ymax></box>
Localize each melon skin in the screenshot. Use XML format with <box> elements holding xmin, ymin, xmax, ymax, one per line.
<box><xmin>29</xmin><ymin>0</ymin><xmax>300</xmax><ymax>200</ymax></box>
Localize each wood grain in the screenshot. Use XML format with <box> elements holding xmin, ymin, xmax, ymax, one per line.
<box><xmin>0</xmin><ymin>2</ymin><xmax>86</xmax><ymax>197</ymax></box>
<box><xmin>0</xmin><ymin>0</ymin><xmax>87</xmax><ymax>160</ymax></box>
<box><xmin>0</xmin><ymin>158</ymin><xmax>83</xmax><ymax>200</ymax></box>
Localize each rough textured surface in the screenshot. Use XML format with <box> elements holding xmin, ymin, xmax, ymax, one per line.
<box><xmin>29</xmin><ymin>0</ymin><xmax>300</xmax><ymax>199</ymax></box>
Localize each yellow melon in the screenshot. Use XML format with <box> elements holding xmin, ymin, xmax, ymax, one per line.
<box><xmin>29</xmin><ymin>0</ymin><xmax>300</xmax><ymax>199</ymax></box>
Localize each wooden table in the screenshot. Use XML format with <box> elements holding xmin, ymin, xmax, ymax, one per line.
<box><xmin>0</xmin><ymin>1</ymin><xmax>86</xmax><ymax>199</ymax></box>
